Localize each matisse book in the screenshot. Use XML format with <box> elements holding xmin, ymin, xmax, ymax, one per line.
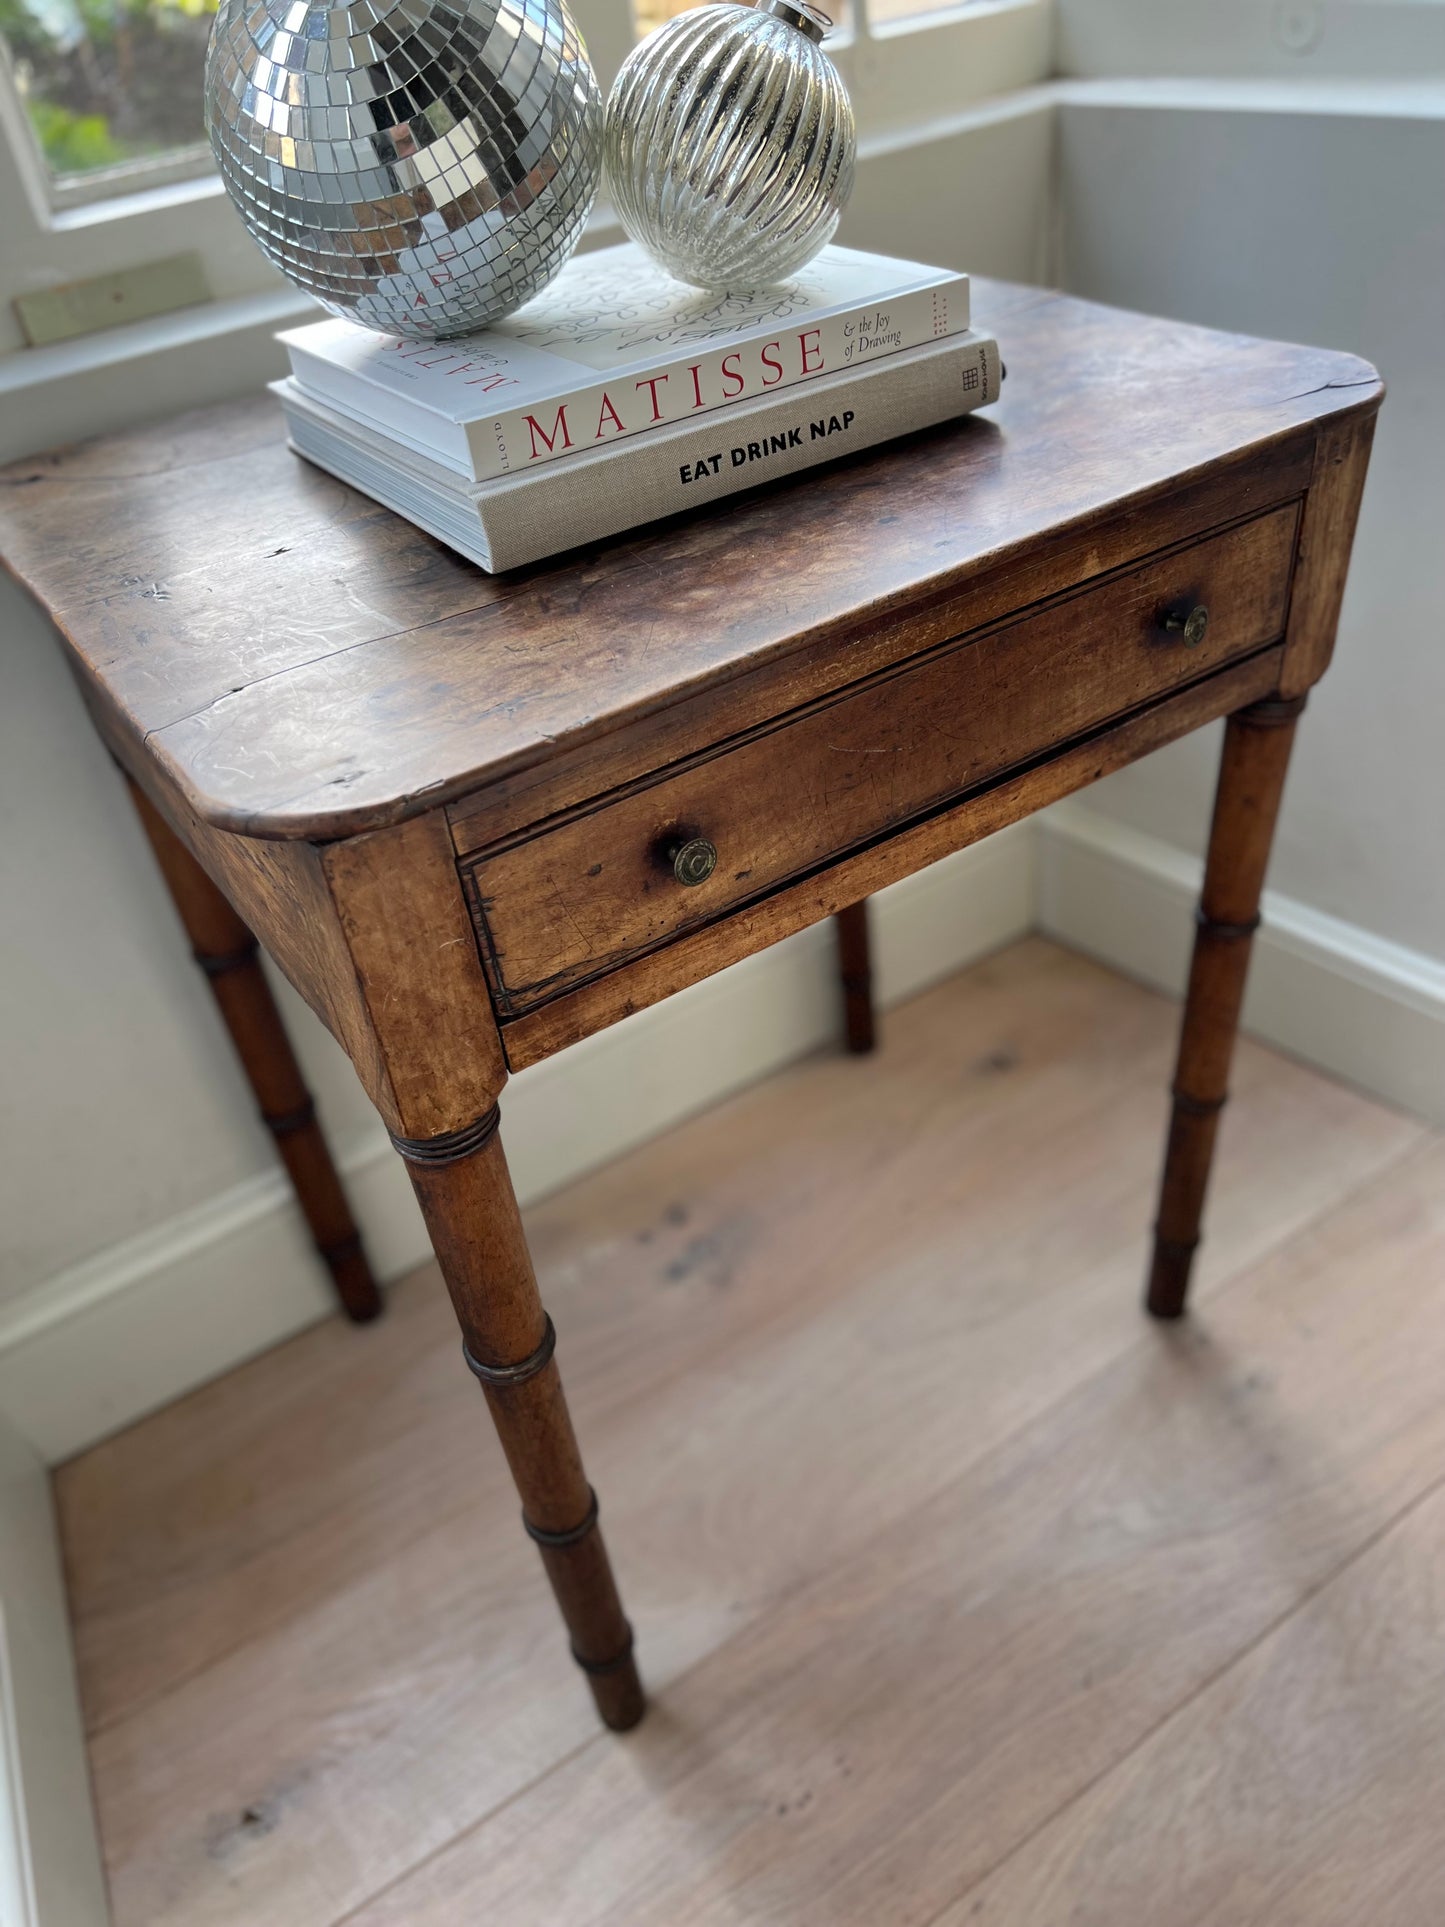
<box><xmin>278</xmin><ymin>242</ymin><xmax>970</xmax><ymax>483</ymax></box>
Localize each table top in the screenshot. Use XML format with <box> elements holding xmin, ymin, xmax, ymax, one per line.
<box><xmin>0</xmin><ymin>278</ymin><xmax>1380</xmax><ymax>843</ymax></box>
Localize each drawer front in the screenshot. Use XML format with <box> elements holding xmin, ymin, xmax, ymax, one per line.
<box><xmin>464</xmin><ymin>505</ymin><xmax>1298</xmax><ymax>1015</ymax></box>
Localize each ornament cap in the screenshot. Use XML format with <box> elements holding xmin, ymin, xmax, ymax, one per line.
<box><xmin>753</xmin><ymin>0</ymin><xmax>832</xmax><ymax>42</ymax></box>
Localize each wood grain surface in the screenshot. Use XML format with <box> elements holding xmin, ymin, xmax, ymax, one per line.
<box><xmin>318</xmin><ymin>813</ymin><xmax>510</xmax><ymax>1133</ymax></box>
<box><xmin>465</xmin><ymin>507</ymin><xmax>1296</xmax><ymax>1014</ymax></box>
<box><xmin>1279</xmin><ymin>409</ymin><xmax>1379</xmax><ymax>699</ymax></box>
<box><xmin>496</xmin><ymin>648</ymin><xmax>1285</xmax><ymax>1067</ymax></box>
<box><xmin>957</xmin><ymin>1391</ymin><xmax>1445</xmax><ymax>1926</ymax></box>
<box><xmin>350</xmin><ymin>1139</ymin><xmax>1445</xmax><ymax>1927</ymax></box>
<box><xmin>0</xmin><ymin>284</ymin><xmax>1380</xmax><ymax>839</ymax></box>
<box><xmin>1146</xmin><ymin>695</ymin><xmax>1305</xmax><ymax>1318</ymax></box>
<box><xmin>442</xmin><ymin>436</ymin><xmax>1314</xmax><ymax>858</ymax></box>
<box><xmin>53</xmin><ymin>943</ymin><xmax>1434</xmax><ymax>1927</ymax></box>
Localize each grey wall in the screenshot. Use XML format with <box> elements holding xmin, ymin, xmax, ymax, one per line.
<box><xmin>1057</xmin><ymin>95</ymin><xmax>1445</xmax><ymax>958</ymax></box>
<box><xmin>0</xmin><ymin>593</ymin><xmax>375</xmax><ymax>1290</ymax></box>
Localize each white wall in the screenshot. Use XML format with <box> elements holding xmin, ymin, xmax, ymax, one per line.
<box><xmin>1054</xmin><ymin>0</ymin><xmax>1445</xmax><ymax>81</ymax></box>
<box><xmin>0</xmin><ymin>602</ymin><xmax>383</xmax><ymax>1288</ymax></box>
<box><xmin>1052</xmin><ymin>86</ymin><xmax>1445</xmax><ymax>959</ymax></box>
<box><xmin>0</xmin><ymin>1410</ymin><xmax>108</xmax><ymax>1925</ymax></box>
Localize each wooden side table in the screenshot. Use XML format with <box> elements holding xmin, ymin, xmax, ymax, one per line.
<box><xmin>127</xmin><ymin>772</ymin><xmax>876</xmax><ymax>1327</ymax></box>
<box><xmin>0</xmin><ymin>280</ymin><xmax>1379</xmax><ymax>1733</ymax></box>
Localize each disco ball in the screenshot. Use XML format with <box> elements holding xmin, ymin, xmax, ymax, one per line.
<box><xmin>205</xmin><ymin>0</ymin><xmax>604</xmax><ymax>339</ymax></box>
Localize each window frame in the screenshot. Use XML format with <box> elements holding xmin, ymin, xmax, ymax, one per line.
<box><xmin>6</xmin><ymin>0</ymin><xmax>1445</xmax><ymax>353</ymax></box>
<box><xmin>0</xmin><ymin>0</ymin><xmax>1052</xmax><ymax>355</ymax></box>
<box><xmin>0</xmin><ymin>33</ymin><xmax>292</xmax><ymax>356</ymax></box>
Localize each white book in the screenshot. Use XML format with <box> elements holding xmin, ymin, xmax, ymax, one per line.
<box><xmin>273</xmin><ymin>328</ymin><xmax>1000</xmax><ymax>574</ymax></box>
<box><xmin>278</xmin><ymin>243</ymin><xmax>970</xmax><ymax>485</ymax></box>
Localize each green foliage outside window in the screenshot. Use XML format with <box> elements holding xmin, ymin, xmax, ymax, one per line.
<box><xmin>0</xmin><ymin>0</ymin><xmax>219</xmax><ymax>179</ymax></box>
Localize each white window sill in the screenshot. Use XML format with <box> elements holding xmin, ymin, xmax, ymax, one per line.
<box><xmin>4</xmin><ymin>74</ymin><xmax>1442</xmax><ymax>464</ymax></box>
<box><xmin>1054</xmin><ymin>74</ymin><xmax>1445</xmax><ymax>119</ymax></box>
<box><xmin>0</xmin><ymin>287</ymin><xmax>316</xmax><ymax>466</ymax></box>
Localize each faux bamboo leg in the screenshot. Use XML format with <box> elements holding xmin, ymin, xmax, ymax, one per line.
<box><xmin>127</xmin><ymin>779</ymin><xmax>382</xmax><ymax>1323</ymax></box>
<box><xmin>1145</xmin><ymin>695</ymin><xmax>1306</xmax><ymax>1320</ymax></box>
<box><xmin>393</xmin><ymin>1109</ymin><xmax>644</xmax><ymax>1731</ymax></box>
<box><xmin>835</xmin><ymin>898</ymin><xmax>877</xmax><ymax>1055</ymax></box>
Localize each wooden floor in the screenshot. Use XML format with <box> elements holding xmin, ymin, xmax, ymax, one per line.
<box><xmin>56</xmin><ymin>938</ymin><xmax>1445</xmax><ymax>1927</ymax></box>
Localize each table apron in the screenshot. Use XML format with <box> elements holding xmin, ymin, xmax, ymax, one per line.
<box><xmin>463</xmin><ymin>503</ymin><xmax>1299</xmax><ymax>1022</ymax></box>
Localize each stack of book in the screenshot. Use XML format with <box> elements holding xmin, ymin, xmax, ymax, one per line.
<box><xmin>275</xmin><ymin>242</ymin><xmax>1000</xmax><ymax>573</ymax></box>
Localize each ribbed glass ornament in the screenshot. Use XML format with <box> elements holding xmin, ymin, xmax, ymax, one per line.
<box><xmin>604</xmin><ymin>0</ymin><xmax>855</xmax><ymax>292</ymax></box>
<box><xmin>204</xmin><ymin>0</ymin><xmax>603</xmax><ymax>339</ymax></box>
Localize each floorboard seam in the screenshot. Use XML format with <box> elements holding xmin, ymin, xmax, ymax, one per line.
<box><xmin>72</xmin><ymin>1016</ymin><xmax>1199</xmax><ymax>1744</ymax></box>
<box><xmin>918</xmin><ymin>1447</ymin><xmax>1445</xmax><ymax>1927</ymax></box>
<box><xmin>316</xmin><ymin>1136</ymin><xmax>1437</xmax><ymax>1926</ymax></box>
<box><xmin>64</xmin><ymin>950</ymin><xmax>1433</xmax><ymax>1921</ymax></box>
<box><xmin>1170</xmin><ymin>1124</ymin><xmax>1430</xmax><ymax>1314</ymax></box>
<box><xmin>325</xmin><ymin>1726</ymin><xmax>604</xmax><ymax>1927</ymax></box>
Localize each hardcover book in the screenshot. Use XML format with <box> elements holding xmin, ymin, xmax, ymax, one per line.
<box><xmin>274</xmin><ymin>329</ymin><xmax>1001</xmax><ymax>574</ymax></box>
<box><xmin>279</xmin><ymin>242</ymin><xmax>970</xmax><ymax>484</ymax></box>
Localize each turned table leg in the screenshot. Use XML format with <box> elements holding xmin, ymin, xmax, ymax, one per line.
<box><xmin>1145</xmin><ymin>694</ymin><xmax>1306</xmax><ymax>1320</ymax></box>
<box><xmin>835</xmin><ymin>898</ymin><xmax>877</xmax><ymax>1055</ymax></box>
<box><xmin>127</xmin><ymin>779</ymin><xmax>382</xmax><ymax>1323</ymax></box>
<box><xmin>393</xmin><ymin>1108</ymin><xmax>644</xmax><ymax>1731</ymax></box>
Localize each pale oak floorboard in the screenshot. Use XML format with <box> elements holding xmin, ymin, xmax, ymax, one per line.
<box><xmin>348</xmin><ymin>1137</ymin><xmax>1445</xmax><ymax>1927</ymax></box>
<box><xmin>58</xmin><ymin>944</ymin><xmax>1409</xmax><ymax>1740</ymax></box>
<box><xmin>953</xmin><ymin>1329</ymin><xmax>1445</xmax><ymax>1926</ymax></box>
<box><xmin>54</xmin><ymin>943</ymin><xmax>1428</xmax><ymax>1927</ymax></box>
<box><xmin>86</xmin><ymin>957</ymin><xmax>1235</xmax><ymax>1927</ymax></box>
<box><xmin>59</xmin><ymin>939</ymin><xmax>1152</xmax><ymax>1729</ymax></box>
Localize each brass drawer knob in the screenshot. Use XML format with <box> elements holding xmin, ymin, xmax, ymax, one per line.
<box><xmin>1161</xmin><ymin>603</ymin><xmax>1210</xmax><ymax>647</ymax></box>
<box><xmin>667</xmin><ymin>836</ymin><xmax>718</xmax><ymax>887</ymax></box>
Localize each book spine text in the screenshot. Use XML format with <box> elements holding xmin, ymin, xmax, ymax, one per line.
<box><xmin>467</xmin><ymin>278</ymin><xmax>969</xmax><ymax>481</ymax></box>
<box><xmin>476</xmin><ymin>334</ymin><xmax>999</xmax><ymax>571</ymax></box>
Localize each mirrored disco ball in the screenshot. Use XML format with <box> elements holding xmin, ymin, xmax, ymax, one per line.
<box><xmin>205</xmin><ymin>0</ymin><xmax>603</xmax><ymax>338</ymax></box>
<box><xmin>605</xmin><ymin>0</ymin><xmax>854</xmax><ymax>292</ymax></box>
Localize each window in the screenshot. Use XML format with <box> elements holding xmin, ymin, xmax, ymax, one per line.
<box><xmin>0</xmin><ymin>0</ymin><xmax>1050</xmax><ymax>367</ymax></box>
<box><xmin>869</xmin><ymin>0</ymin><xmax>980</xmax><ymax>21</ymax></box>
<box><xmin>0</xmin><ymin>0</ymin><xmax>217</xmax><ymax>200</ymax></box>
<box><xmin>616</xmin><ymin>0</ymin><xmax>1052</xmax><ymax>143</ymax></box>
<box><xmin>633</xmin><ymin>0</ymin><xmax>719</xmax><ymax>31</ymax></box>
<box><xmin>631</xmin><ymin>0</ymin><xmax>853</xmax><ymax>33</ymax></box>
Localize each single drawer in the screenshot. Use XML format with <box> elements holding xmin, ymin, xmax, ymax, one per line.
<box><xmin>464</xmin><ymin>505</ymin><xmax>1298</xmax><ymax>1015</ymax></box>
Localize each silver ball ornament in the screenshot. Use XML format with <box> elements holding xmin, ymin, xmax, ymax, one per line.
<box><xmin>605</xmin><ymin>0</ymin><xmax>855</xmax><ymax>292</ymax></box>
<box><xmin>205</xmin><ymin>0</ymin><xmax>604</xmax><ymax>339</ymax></box>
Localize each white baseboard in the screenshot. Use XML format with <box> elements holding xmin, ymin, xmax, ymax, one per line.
<box><xmin>0</xmin><ymin>1414</ymin><xmax>108</xmax><ymax>1925</ymax></box>
<box><xmin>0</xmin><ymin>826</ymin><xmax>1032</xmax><ymax>1463</ymax></box>
<box><xmin>1037</xmin><ymin>801</ymin><xmax>1445</xmax><ymax>1128</ymax></box>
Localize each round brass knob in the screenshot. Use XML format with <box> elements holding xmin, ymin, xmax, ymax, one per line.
<box><xmin>1162</xmin><ymin>604</ymin><xmax>1209</xmax><ymax>647</ymax></box>
<box><xmin>668</xmin><ymin>836</ymin><xmax>717</xmax><ymax>887</ymax></box>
